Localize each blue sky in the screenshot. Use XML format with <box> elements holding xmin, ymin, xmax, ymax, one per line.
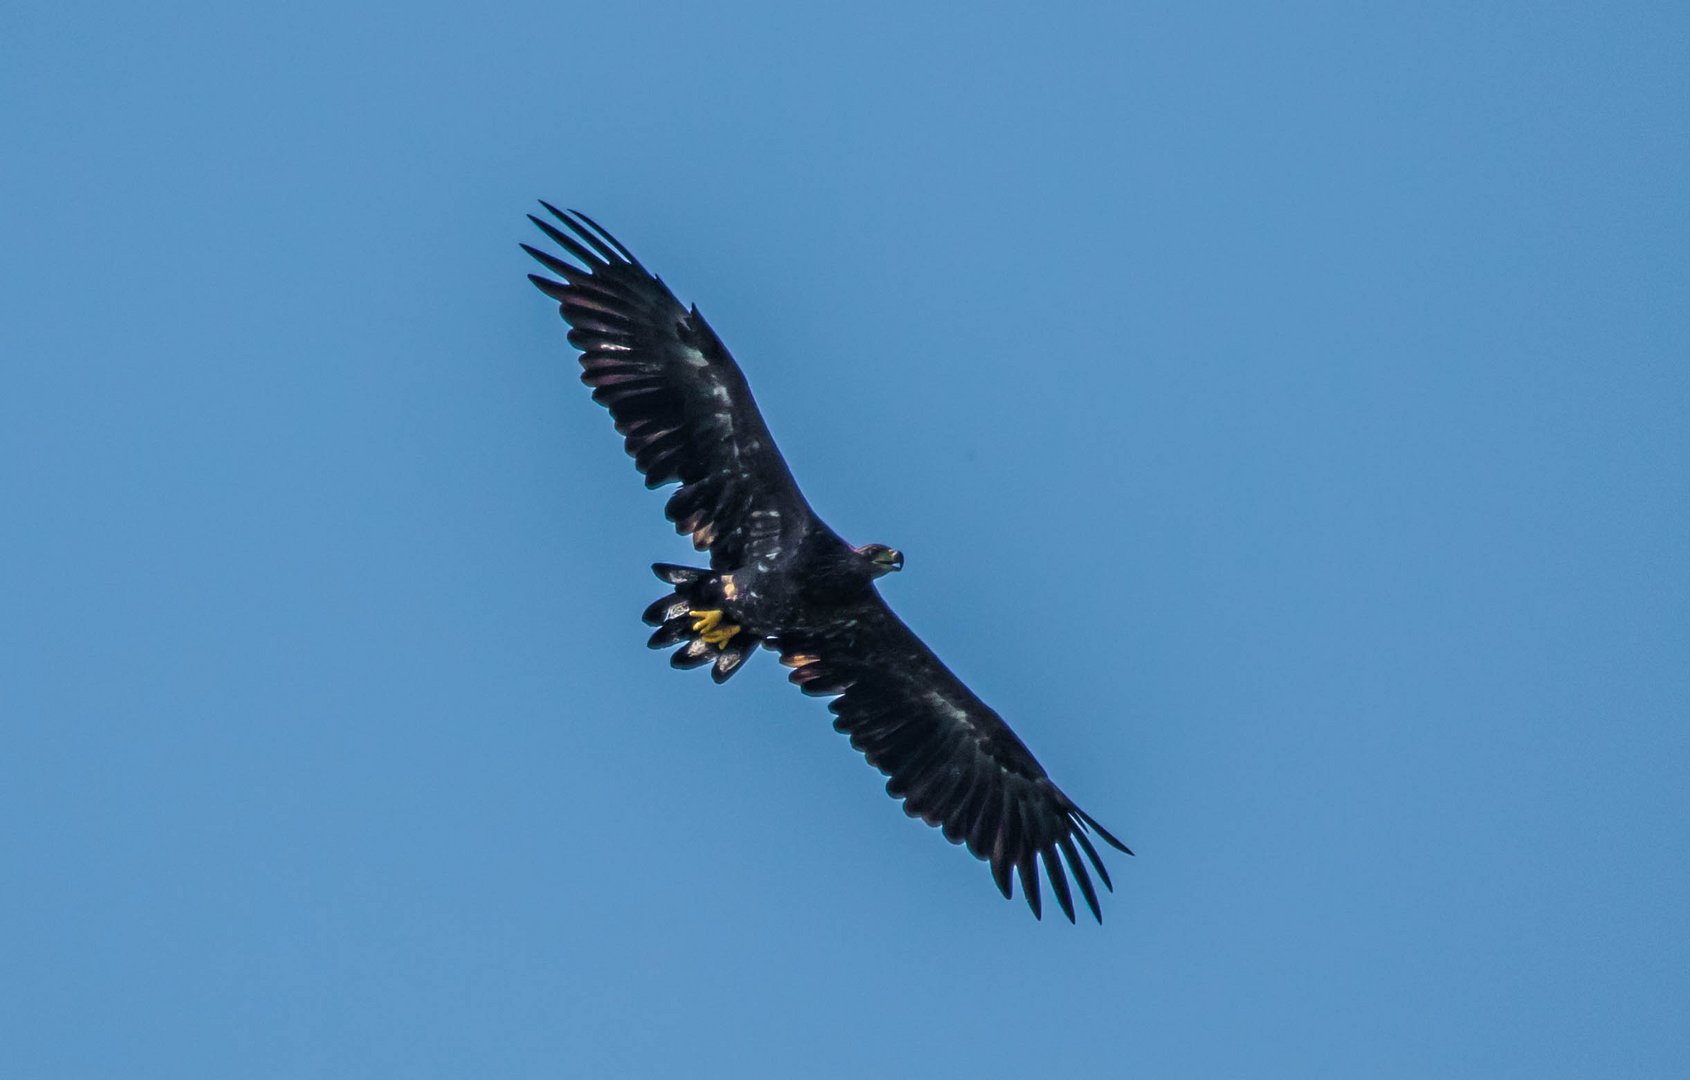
<box><xmin>3</xmin><ymin>2</ymin><xmax>1687</xmax><ymax>1076</ymax></box>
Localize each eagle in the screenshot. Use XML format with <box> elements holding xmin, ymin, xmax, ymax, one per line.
<box><xmin>523</xmin><ymin>204</ymin><xmax>1132</xmax><ymax>922</ymax></box>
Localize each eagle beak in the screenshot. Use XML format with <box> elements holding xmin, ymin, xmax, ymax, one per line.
<box><xmin>884</xmin><ymin>549</ymin><xmax>904</xmax><ymax>572</ymax></box>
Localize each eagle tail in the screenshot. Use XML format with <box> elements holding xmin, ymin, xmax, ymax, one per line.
<box><xmin>642</xmin><ymin>563</ymin><xmax>754</xmax><ymax>684</ymax></box>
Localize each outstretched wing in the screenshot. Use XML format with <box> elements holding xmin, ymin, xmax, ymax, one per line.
<box><xmin>777</xmin><ymin>596</ymin><xmax>1133</xmax><ymax>923</ymax></box>
<box><xmin>524</xmin><ymin>204</ymin><xmax>813</xmax><ymax>570</ymax></box>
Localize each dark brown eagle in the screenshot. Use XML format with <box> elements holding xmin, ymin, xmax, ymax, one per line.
<box><xmin>523</xmin><ymin>204</ymin><xmax>1131</xmax><ymax>922</ymax></box>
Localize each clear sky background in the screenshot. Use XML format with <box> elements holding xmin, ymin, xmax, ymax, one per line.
<box><xmin>3</xmin><ymin>3</ymin><xmax>1686</xmax><ymax>1077</ymax></box>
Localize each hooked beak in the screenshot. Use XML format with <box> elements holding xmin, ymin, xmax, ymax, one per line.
<box><xmin>877</xmin><ymin>548</ymin><xmax>904</xmax><ymax>572</ymax></box>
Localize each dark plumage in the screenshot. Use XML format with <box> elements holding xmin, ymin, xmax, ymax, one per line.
<box><xmin>523</xmin><ymin>204</ymin><xmax>1132</xmax><ymax>922</ymax></box>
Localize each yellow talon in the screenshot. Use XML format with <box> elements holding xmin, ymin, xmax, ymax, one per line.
<box><xmin>689</xmin><ymin>609</ymin><xmax>739</xmax><ymax>647</ymax></box>
<box><xmin>701</xmin><ymin>623</ymin><xmax>740</xmax><ymax>647</ymax></box>
<box><xmin>691</xmin><ymin>609</ymin><xmax>722</xmax><ymax>635</ymax></box>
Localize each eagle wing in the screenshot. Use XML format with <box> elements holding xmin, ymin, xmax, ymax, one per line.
<box><xmin>524</xmin><ymin>204</ymin><xmax>812</xmax><ymax>570</ymax></box>
<box><xmin>777</xmin><ymin>595</ymin><xmax>1133</xmax><ymax>923</ymax></box>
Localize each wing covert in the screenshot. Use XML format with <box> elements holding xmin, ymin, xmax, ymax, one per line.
<box><xmin>524</xmin><ymin>204</ymin><xmax>813</xmax><ymax>569</ymax></box>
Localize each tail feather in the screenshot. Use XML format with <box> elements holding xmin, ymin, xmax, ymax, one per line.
<box><xmin>670</xmin><ymin>638</ymin><xmax>714</xmax><ymax>669</ymax></box>
<box><xmin>642</xmin><ymin>594</ymin><xmax>689</xmax><ymax>627</ymax></box>
<box><xmin>652</xmin><ymin>562</ymin><xmax>705</xmax><ymax>586</ymax></box>
<box><xmin>643</xmin><ymin>563</ymin><xmax>754</xmax><ymax>682</ymax></box>
<box><xmin>647</xmin><ymin>618</ymin><xmax>692</xmax><ymax>649</ymax></box>
<box><xmin>710</xmin><ymin>641</ymin><xmax>752</xmax><ymax>684</ymax></box>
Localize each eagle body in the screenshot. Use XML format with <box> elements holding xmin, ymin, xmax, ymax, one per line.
<box><xmin>525</xmin><ymin>205</ymin><xmax>1132</xmax><ymax>922</ymax></box>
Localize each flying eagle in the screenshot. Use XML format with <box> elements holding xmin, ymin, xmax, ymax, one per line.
<box><xmin>523</xmin><ymin>204</ymin><xmax>1132</xmax><ymax>922</ymax></box>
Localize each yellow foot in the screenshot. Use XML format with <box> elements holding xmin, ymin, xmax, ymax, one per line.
<box><xmin>691</xmin><ymin>609</ymin><xmax>722</xmax><ymax>635</ymax></box>
<box><xmin>702</xmin><ymin>624</ymin><xmax>740</xmax><ymax>647</ymax></box>
<box><xmin>690</xmin><ymin>609</ymin><xmax>740</xmax><ymax>647</ymax></box>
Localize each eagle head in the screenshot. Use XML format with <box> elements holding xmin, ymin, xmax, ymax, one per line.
<box><xmin>854</xmin><ymin>543</ymin><xmax>904</xmax><ymax>577</ymax></box>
